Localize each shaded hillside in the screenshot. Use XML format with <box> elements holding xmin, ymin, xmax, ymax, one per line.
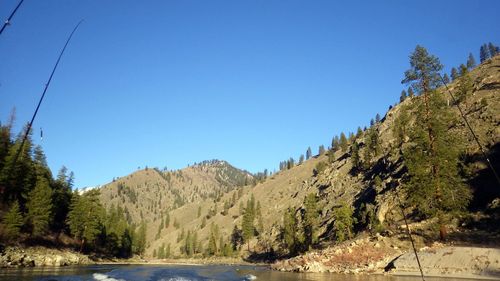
<box><xmin>98</xmin><ymin>160</ymin><xmax>253</xmax><ymax>226</ymax></box>
<box><xmin>101</xmin><ymin>55</ymin><xmax>500</xmax><ymax>259</ymax></box>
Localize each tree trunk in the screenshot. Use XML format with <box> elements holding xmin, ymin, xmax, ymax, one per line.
<box><xmin>439</xmin><ymin>224</ymin><xmax>447</xmax><ymax>241</ymax></box>
<box><xmin>79</xmin><ymin>238</ymin><xmax>85</xmax><ymax>252</ymax></box>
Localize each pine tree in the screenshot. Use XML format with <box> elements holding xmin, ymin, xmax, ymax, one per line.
<box><xmin>207</xmin><ymin>232</ymin><xmax>217</xmax><ymax>255</ymax></box>
<box><xmin>459</xmin><ymin>64</ymin><xmax>468</xmax><ymax>77</ymax></box>
<box><xmin>359</xmin><ymin>203</ymin><xmax>378</xmax><ymax>234</ymax></box>
<box><xmin>400</xmin><ymin>90</ymin><xmax>407</xmax><ymax>103</ymax></box>
<box><xmin>332</xmin><ymin>203</ymin><xmax>354</xmax><ymax>242</ymax></box>
<box><xmin>230</xmin><ymin>225</ymin><xmax>243</xmax><ymax>250</ymax></box>
<box><xmin>185</xmin><ymin>230</ymin><xmax>193</xmax><ymax>256</ymax></box>
<box><xmin>134</xmin><ymin>221</ymin><xmax>147</xmax><ymax>255</ymax></box>
<box><xmin>158</xmin><ymin>243</ymin><xmax>165</xmax><ymax>259</ymax></box>
<box><xmin>401</xmin><ymin>45</ymin><xmax>471</xmax><ymax>237</ymax></box>
<box><xmin>356</xmin><ymin>127</ymin><xmax>363</xmax><ymax>138</ymax></box>
<box><xmin>333</xmin><ymin>136</ymin><xmax>340</xmax><ymax>151</ymax></box>
<box><xmin>488</xmin><ymin>42</ymin><xmax>497</xmax><ymax>58</ymax></box>
<box><xmin>165</xmin><ymin>243</ymin><xmax>171</xmax><ymax>258</ymax></box>
<box><xmin>351</xmin><ymin>142</ymin><xmax>361</xmax><ymax>170</ymax></box>
<box><xmin>363</xmin><ymin>127</ymin><xmax>379</xmax><ymax>168</ymax></box>
<box><xmin>407</xmin><ymin>87</ymin><xmax>415</xmax><ymax>97</ymax></box>
<box><xmin>222</xmin><ymin>201</ymin><xmax>230</xmax><ymax>216</ymax></box>
<box><xmin>104</xmin><ymin>205</ymin><xmax>131</xmax><ymax>257</ymax></box>
<box><xmin>192</xmin><ymin>231</ymin><xmax>198</xmax><ymax>254</ymax></box>
<box><xmin>26</xmin><ymin>176</ymin><xmax>53</xmax><ymax>236</ymax></box>
<box><xmin>0</xmin><ymin>128</ymin><xmax>35</xmax><ymax>205</ymax></box>
<box><xmin>480</xmin><ymin>44</ymin><xmax>489</xmax><ymax>63</ymax></box>
<box><xmin>298</xmin><ymin>154</ymin><xmax>304</xmax><ymax>165</ymax></box>
<box><xmin>222</xmin><ymin>241</ymin><xmax>233</xmax><ymax>257</ymax></box>
<box><xmin>450</xmin><ymin>67</ymin><xmax>459</xmax><ymax>81</ymax></box>
<box><xmin>67</xmin><ymin>190</ymin><xmax>104</xmax><ymax>251</ymax></box>
<box><xmin>3</xmin><ymin>200</ymin><xmax>23</xmax><ymax>239</ymax></box>
<box><xmin>306</xmin><ymin>147</ymin><xmax>312</xmax><ymax>160</ymax></box>
<box><xmin>303</xmin><ymin>193</ymin><xmax>319</xmax><ymax>250</ymax></box>
<box><xmin>375</xmin><ymin>113</ymin><xmax>381</xmax><ymax>123</ymax></box>
<box><xmin>218</xmin><ymin>236</ymin><xmax>224</xmax><ymax>255</ymax></box>
<box><xmin>466</xmin><ymin>53</ymin><xmax>476</xmax><ymax>69</ymax></box>
<box><xmin>318</xmin><ymin>145</ymin><xmax>325</xmax><ymax>155</ymax></box>
<box><xmin>339</xmin><ymin>133</ymin><xmax>348</xmax><ymax>152</ymax></box>
<box><xmin>442</xmin><ymin>73</ymin><xmax>450</xmax><ymax>84</ymax></box>
<box><xmin>241</xmin><ymin>197</ymin><xmax>255</xmax><ymax>247</ymax></box>
<box><xmin>348</xmin><ymin>132</ymin><xmax>355</xmax><ymax>143</ymax></box>
<box><xmin>456</xmin><ymin>70</ymin><xmax>473</xmax><ymax>104</ymax></box>
<box><xmin>282</xmin><ymin>207</ymin><xmax>300</xmax><ymax>254</ymax></box>
<box><xmin>0</xmin><ymin>112</ymin><xmax>14</xmax><ymax>173</ymax></box>
<box><xmin>52</xmin><ymin>166</ymin><xmax>73</xmax><ymax>231</ymax></box>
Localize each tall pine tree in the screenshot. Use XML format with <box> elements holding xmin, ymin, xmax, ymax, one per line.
<box><xmin>303</xmin><ymin>193</ymin><xmax>319</xmax><ymax>250</ymax></box>
<box><xmin>339</xmin><ymin>133</ymin><xmax>348</xmax><ymax>152</ymax></box>
<box><xmin>401</xmin><ymin>45</ymin><xmax>471</xmax><ymax>238</ymax></box>
<box><xmin>67</xmin><ymin>190</ymin><xmax>104</xmax><ymax>251</ymax></box>
<box><xmin>450</xmin><ymin>67</ymin><xmax>459</xmax><ymax>81</ymax></box>
<box><xmin>480</xmin><ymin>44</ymin><xmax>488</xmax><ymax>63</ymax></box>
<box><xmin>466</xmin><ymin>53</ymin><xmax>476</xmax><ymax>69</ymax></box>
<box><xmin>2</xmin><ymin>200</ymin><xmax>23</xmax><ymax>239</ymax></box>
<box><xmin>26</xmin><ymin>176</ymin><xmax>53</xmax><ymax>236</ymax></box>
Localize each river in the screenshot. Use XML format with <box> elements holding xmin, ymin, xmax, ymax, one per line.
<box><xmin>0</xmin><ymin>264</ymin><xmax>480</xmax><ymax>281</ymax></box>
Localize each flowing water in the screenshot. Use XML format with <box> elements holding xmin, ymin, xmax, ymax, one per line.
<box><xmin>0</xmin><ymin>264</ymin><xmax>479</xmax><ymax>281</ymax></box>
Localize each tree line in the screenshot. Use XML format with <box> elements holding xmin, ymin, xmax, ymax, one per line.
<box><xmin>0</xmin><ymin>121</ymin><xmax>145</xmax><ymax>257</ymax></box>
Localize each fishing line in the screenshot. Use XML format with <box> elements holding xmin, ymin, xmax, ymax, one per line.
<box><xmin>0</xmin><ymin>0</ymin><xmax>25</xmax><ymax>36</ymax></box>
<box><xmin>11</xmin><ymin>20</ymin><xmax>83</xmax><ymax>166</ymax></box>
<box><xmin>395</xmin><ymin>188</ymin><xmax>426</xmax><ymax>281</ymax></box>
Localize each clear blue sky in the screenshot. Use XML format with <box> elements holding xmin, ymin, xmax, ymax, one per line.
<box><xmin>1</xmin><ymin>0</ymin><xmax>499</xmax><ymax>188</ymax></box>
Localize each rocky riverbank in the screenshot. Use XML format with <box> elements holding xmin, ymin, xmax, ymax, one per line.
<box><xmin>272</xmin><ymin>235</ymin><xmax>500</xmax><ymax>279</ymax></box>
<box><xmin>272</xmin><ymin>234</ymin><xmax>400</xmax><ymax>274</ymax></box>
<box><xmin>0</xmin><ymin>246</ymin><xmax>92</xmax><ymax>267</ymax></box>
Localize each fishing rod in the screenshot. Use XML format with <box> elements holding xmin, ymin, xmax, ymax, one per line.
<box><xmin>11</xmin><ymin>20</ymin><xmax>83</xmax><ymax>167</ymax></box>
<box><xmin>436</xmin><ymin>71</ymin><xmax>500</xmax><ymax>187</ymax></box>
<box><xmin>394</xmin><ymin>186</ymin><xmax>426</xmax><ymax>281</ymax></box>
<box><xmin>0</xmin><ymin>0</ymin><xmax>25</xmax><ymax>36</ymax></box>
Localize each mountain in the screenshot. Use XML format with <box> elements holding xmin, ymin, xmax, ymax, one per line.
<box><xmin>98</xmin><ymin>55</ymin><xmax>500</xmax><ymax>259</ymax></box>
<box><xmin>98</xmin><ymin>160</ymin><xmax>253</xmax><ymax>226</ymax></box>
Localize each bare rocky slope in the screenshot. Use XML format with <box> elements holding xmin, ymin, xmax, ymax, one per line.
<box><xmin>97</xmin><ymin>55</ymin><xmax>500</xmax><ymax>275</ymax></box>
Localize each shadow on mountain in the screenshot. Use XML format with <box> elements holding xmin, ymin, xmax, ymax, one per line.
<box><xmin>466</xmin><ymin>142</ymin><xmax>500</xmax><ymax>210</ymax></box>
<box><xmin>479</xmin><ymin>82</ymin><xmax>500</xmax><ymax>91</ymax></box>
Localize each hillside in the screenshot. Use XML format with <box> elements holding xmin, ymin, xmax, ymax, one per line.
<box><xmin>98</xmin><ymin>160</ymin><xmax>253</xmax><ymax>226</ymax></box>
<box><xmin>98</xmin><ymin>55</ymin><xmax>500</xmax><ymax>260</ymax></box>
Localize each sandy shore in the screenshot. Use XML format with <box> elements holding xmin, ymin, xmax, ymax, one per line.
<box><xmin>389</xmin><ymin>246</ymin><xmax>500</xmax><ymax>280</ymax></box>
<box><xmin>271</xmin><ymin>234</ymin><xmax>500</xmax><ymax>280</ymax></box>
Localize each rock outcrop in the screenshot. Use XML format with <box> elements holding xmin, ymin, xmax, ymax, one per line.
<box><xmin>271</xmin><ymin>235</ymin><xmax>400</xmax><ymax>274</ymax></box>
<box><xmin>0</xmin><ymin>246</ymin><xmax>92</xmax><ymax>267</ymax></box>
